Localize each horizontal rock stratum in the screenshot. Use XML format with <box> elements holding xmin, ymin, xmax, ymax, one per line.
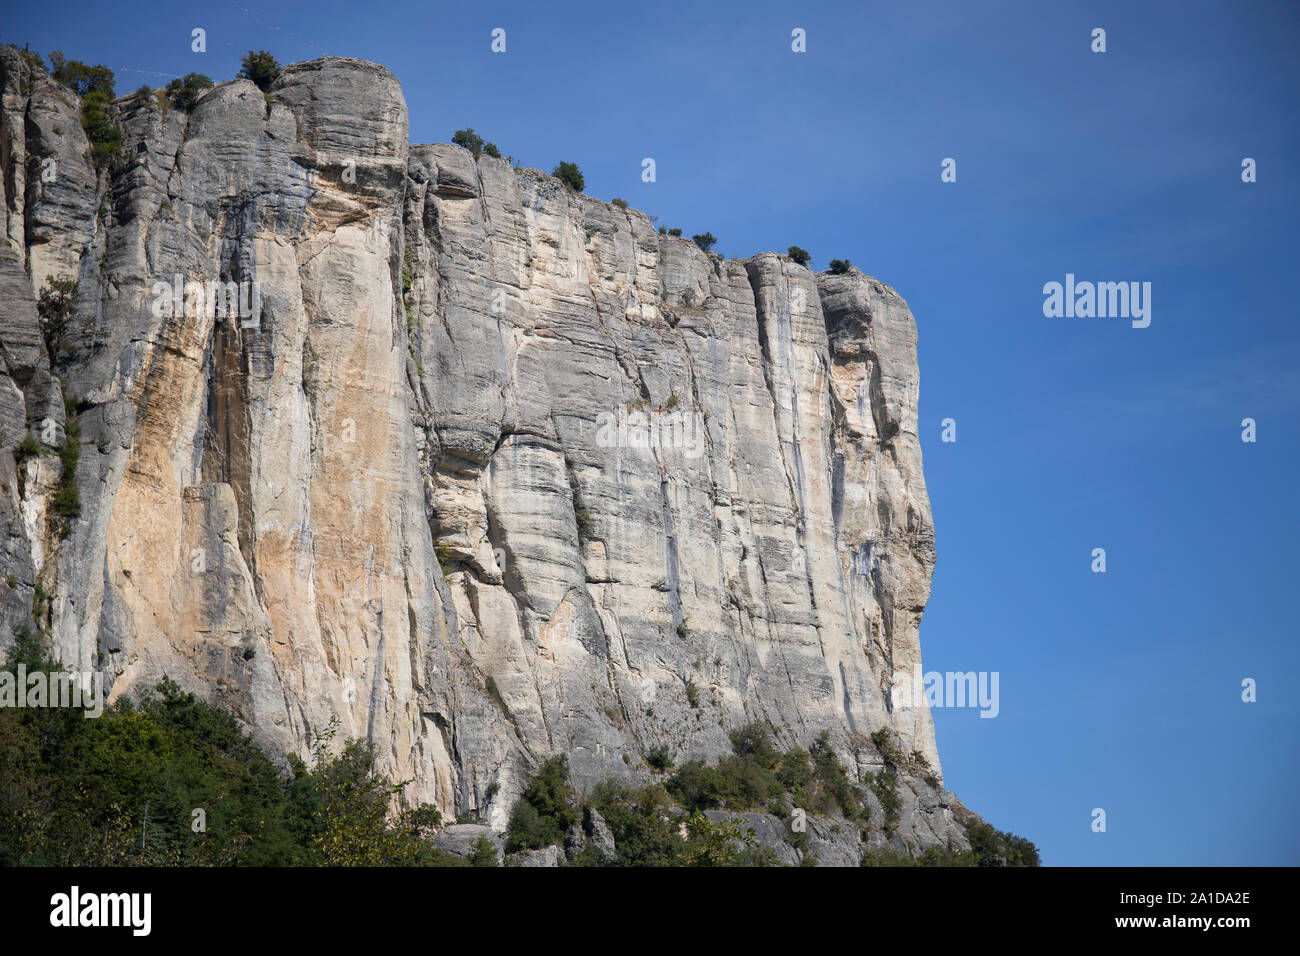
<box><xmin>0</xmin><ymin>50</ymin><xmax>976</xmax><ymax>855</ymax></box>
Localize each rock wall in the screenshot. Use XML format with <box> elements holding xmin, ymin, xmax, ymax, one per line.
<box><xmin>0</xmin><ymin>49</ymin><xmax>969</xmax><ymax>854</ymax></box>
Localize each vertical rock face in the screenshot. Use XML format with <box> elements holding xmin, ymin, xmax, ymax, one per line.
<box><xmin>0</xmin><ymin>50</ymin><xmax>967</xmax><ymax>851</ymax></box>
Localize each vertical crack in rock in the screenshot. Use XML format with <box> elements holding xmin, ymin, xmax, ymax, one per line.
<box><xmin>0</xmin><ymin>50</ymin><xmax>970</xmax><ymax>852</ymax></box>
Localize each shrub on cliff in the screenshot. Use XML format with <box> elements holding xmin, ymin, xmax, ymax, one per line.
<box><xmin>0</xmin><ymin>659</ymin><xmax>451</xmax><ymax>866</ymax></box>
<box><xmin>504</xmin><ymin>755</ymin><xmax>580</xmax><ymax>852</ymax></box>
<box><xmin>787</xmin><ymin>246</ymin><xmax>811</xmax><ymax>266</ymax></box>
<box><xmin>239</xmin><ymin>50</ymin><xmax>281</xmax><ymax>91</ymax></box>
<box><xmin>452</xmin><ymin>128</ymin><xmax>484</xmax><ymax>156</ymax></box>
<box><xmin>692</xmin><ymin>232</ymin><xmax>717</xmax><ymax>253</ymax></box>
<box><xmin>80</xmin><ymin>91</ymin><xmax>122</xmax><ymax>165</ymax></box>
<box><xmin>37</xmin><ymin>275</ymin><xmax>78</xmax><ymax>364</ymax></box>
<box><xmin>552</xmin><ymin>161</ymin><xmax>585</xmax><ymax>192</ymax></box>
<box><xmin>164</xmin><ymin>73</ymin><xmax>214</xmax><ymax>113</ymax></box>
<box><xmin>44</xmin><ymin>53</ymin><xmax>122</xmax><ymax>166</ymax></box>
<box><xmin>829</xmin><ymin>258</ymin><xmax>852</xmax><ymax>275</ymax></box>
<box><xmin>48</xmin><ymin>52</ymin><xmax>115</xmax><ymax>97</ymax></box>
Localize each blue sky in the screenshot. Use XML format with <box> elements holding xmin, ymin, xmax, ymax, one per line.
<box><xmin>5</xmin><ymin>0</ymin><xmax>1297</xmax><ymax>865</ymax></box>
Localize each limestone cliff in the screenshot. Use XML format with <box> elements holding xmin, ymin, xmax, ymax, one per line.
<box><xmin>0</xmin><ymin>50</ymin><xmax>971</xmax><ymax>856</ymax></box>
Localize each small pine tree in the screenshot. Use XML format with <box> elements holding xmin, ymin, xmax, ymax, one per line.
<box><xmin>451</xmin><ymin>128</ymin><xmax>485</xmax><ymax>157</ymax></box>
<box><xmin>37</xmin><ymin>276</ymin><xmax>78</xmax><ymax>363</ymax></box>
<box><xmin>239</xmin><ymin>50</ymin><xmax>281</xmax><ymax>92</ymax></box>
<box><xmin>787</xmin><ymin>246</ymin><xmax>811</xmax><ymax>266</ymax></box>
<box><xmin>551</xmin><ymin>161</ymin><xmax>585</xmax><ymax>192</ymax></box>
<box><xmin>828</xmin><ymin>259</ymin><xmax>852</xmax><ymax>275</ymax></box>
<box><xmin>165</xmin><ymin>73</ymin><xmax>214</xmax><ymax>113</ymax></box>
<box><xmin>692</xmin><ymin>233</ymin><xmax>717</xmax><ymax>253</ymax></box>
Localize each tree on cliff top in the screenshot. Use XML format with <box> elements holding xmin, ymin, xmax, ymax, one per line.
<box><xmin>552</xmin><ymin>161</ymin><xmax>585</xmax><ymax>193</ymax></box>
<box><xmin>239</xmin><ymin>50</ymin><xmax>281</xmax><ymax>91</ymax></box>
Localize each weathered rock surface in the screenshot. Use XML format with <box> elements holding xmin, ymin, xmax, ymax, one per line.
<box><xmin>430</xmin><ymin>823</ymin><xmax>502</xmax><ymax>862</ymax></box>
<box><xmin>0</xmin><ymin>47</ymin><xmax>972</xmax><ymax>856</ymax></box>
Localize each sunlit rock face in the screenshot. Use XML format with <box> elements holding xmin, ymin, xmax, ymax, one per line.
<box><xmin>0</xmin><ymin>49</ymin><xmax>968</xmax><ymax>854</ymax></box>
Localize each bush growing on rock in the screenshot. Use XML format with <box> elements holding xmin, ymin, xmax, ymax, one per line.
<box><xmin>48</xmin><ymin>52</ymin><xmax>115</xmax><ymax>97</ymax></box>
<box><xmin>451</xmin><ymin>128</ymin><xmax>484</xmax><ymax>156</ymax></box>
<box><xmin>239</xmin><ymin>50</ymin><xmax>281</xmax><ymax>91</ymax></box>
<box><xmin>37</xmin><ymin>275</ymin><xmax>78</xmax><ymax>364</ymax></box>
<box><xmin>504</xmin><ymin>755</ymin><xmax>579</xmax><ymax>852</ymax></box>
<box><xmin>829</xmin><ymin>258</ymin><xmax>852</xmax><ymax>275</ymax></box>
<box><xmin>692</xmin><ymin>232</ymin><xmax>717</xmax><ymax>253</ymax></box>
<box><xmin>45</xmin><ymin>53</ymin><xmax>122</xmax><ymax>165</ymax></box>
<box><xmin>164</xmin><ymin>73</ymin><xmax>214</xmax><ymax>113</ymax></box>
<box><xmin>551</xmin><ymin>161</ymin><xmax>585</xmax><ymax>192</ymax></box>
<box><xmin>787</xmin><ymin>246</ymin><xmax>811</xmax><ymax>266</ymax></box>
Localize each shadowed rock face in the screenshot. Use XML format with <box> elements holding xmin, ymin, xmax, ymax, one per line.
<box><xmin>0</xmin><ymin>49</ymin><xmax>971</xmax><ymax>854</ymax></box>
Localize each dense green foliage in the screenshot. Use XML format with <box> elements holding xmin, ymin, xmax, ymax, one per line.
<box><xmin>0</xmin><ymin>631</ymin><xmax>1037</xmax><ymax>867</ymax></box>
<box><xmin>0</xmin><ymin>637</ymin><xmax>452</xmax><ymax>866</ymax></box>
<box><xmin>46</xmin><ymin>53</ymin><xmax>121</xmax><ymax>166</ymax></box>
<box><xmin>787</xmin><ymin>246</ymin><xmax>811</xmax><ymax>266</ymax></box>
<box><xmin>51</xmin><ymin>383</ymin><xmax>81</xmax><ymax>529</ymax></box>
<box><xmin>164</xmin><ymin>73</ymin><xmax>214</xmax><ymax>113</ymax></box>
<box><xmin>828</xmin><ymin>258</ymin><xmax>852</xmax><ymax>274</ymax></box>
<box><xmin>666</xmin><ymin>726</ymin><xmax>862</xmax><ymax>820</ymax></box>
<box><xmin>36</xmin><ymin>275</ymin><xmax>77</xmax><ymax>365</ymax></box>
<box><xmin>239</xmin><ymin>50</ymin><xmax>281</xmax><ymax>91</ymax></box>
<box><xmin>451</xmin><ymin>128</ymin><xmax>500</xmax><ymax>159</ymax></box>
<box><xmin>504</xmin><ymin>756</ymin><xmax>580</xmax><ymax>852</ymax></box>
<box><xmin>551</xmin><ymin>161</ymin><xmax>584</xmax><ymax>192</ymax></box>
<box><xmin>691</xmin><ymin>232</ymin><xmax>717</xmax><ymax>253</ymax></box>
<box><xmin>48</xmin><ymin>52</ymin><xmax>114</xmax><ymax>97</ymax></box>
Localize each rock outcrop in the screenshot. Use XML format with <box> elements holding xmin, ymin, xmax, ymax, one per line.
<box><xmin>0</xmin><ymin>48</ymin><xmax>970</xmax><ymax>857</ymax></box>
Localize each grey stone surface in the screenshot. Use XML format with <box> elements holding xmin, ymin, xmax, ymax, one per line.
<box><xmin>0</xmin><ymin>48</ymin><xmax>978</xmax><ymax>857</ymax></box>
<box><xmin>514</xmin><ymin>844</ymin><xmax>565</xmax><ymax>868</ymax></box>
<box><xmin>431</xmin><ymin>824</ymin><xmax>502</xmax><ymax>861</ymax></box>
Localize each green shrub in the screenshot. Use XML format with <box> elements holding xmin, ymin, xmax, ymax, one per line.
<box><xmin>18</xmin><ymin>48</ymin><xmax>45</xmax><ymax>75</ymax></box>
<box><xmin>483</xmin><ymin>142</ymin><xmax>501</xmax><ymax>158</ymax></box>
<box><xmin>13</xmin><ymin>434</ymin><xmax>42</xmax><ymax>470</ymax></box>
<box><xmin>685</xmin><ymin>680</ymin><xmax>700</xmax><ymax>709</ymax></box>
<box><xmin>573</xmin><ymin>501</ymin><xmax>594</xmax><ymax>536</ymax></box>
<box><xmin>667</xmin><ymin>228</ymin><xmax>682</xmax><ymax>237</ymax></box>
<box><xmin>49</xmin><ymin>53</ymin><xmax>115</xmax><ymax>98</ymax></box>
<box><xmin>504</xmin><ymin>755</ymin><xmax>579</xmax><ymax>852</ymax></box>
<box><xmin>451</xmin><ymin>128</ymin><xmax>485</xmax><ymax>157</ymax></box>
<box><xmin>467</xmin><ymin>835</ymin><xmax>498</xmax><ymax>866</ymax></box>
<box><xmin>164</xmin><ymin>73</ymin><xmax>214</xmax><ymax>113</ymax></box>
<box><xmin>51</xmin><ymin>384</ymin><xmax>80</xmax><ymax>531</ymax></box>
<box><xmin>0</xmin><ymin>660</ymin><xmax>455</xmax><ymax>866</ymax></box>
<box><xmin>551</xmin><ymin>161</ymin><xmax>584</xmax><ymax>192</ymax></box>
<box><xmin>691</xmin><ymin>232</ymin><xmax>717</xmax><ymax>253</ymax></box>
<box><xmin>79</xmin><ymin>90</ymin><xmax>122</xmax><ymax>166</ymax></box>
<box><xmin>646</xmin><ymin>747</ymin><xmax>673</xmax><ymax>772</ymax></box>
<box><xmin>787</xmin><ymin>246</ymin><xmax>811</xmax><ymax>266</ymax></box>
<box><xmin>585</xmin><ymin>781</ymin><xmax>684</xmax><ymax>866</ymax></box>
<box><xmin>868</xmin><ymin>767</ymin><xmax>901</xmax><ymax>832</ymax></box>
<box><xmin>611</xmin><ymin>197</ymin><xmax>628</xmax><ymax>210</ymax></box>
<box><xmin>239</xmin><ymin>50</ymin><xmax>281</xmax><ymax>91</ymax></box>
<box><xmin>828</xmin><ymin>258</ymin><xmax>852</xmax><ymax>275</ymax></box>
